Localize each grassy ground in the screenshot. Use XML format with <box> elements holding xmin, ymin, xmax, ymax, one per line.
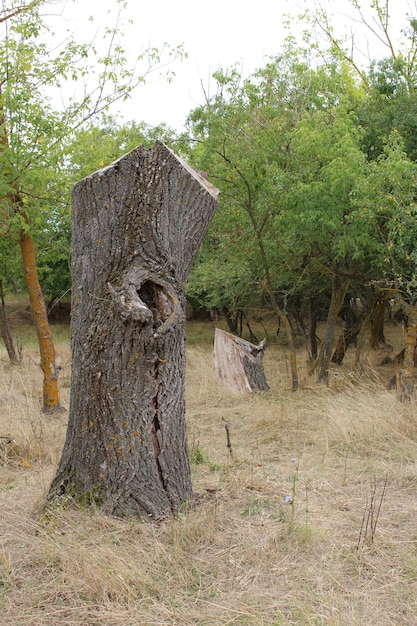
<box><xmin>1</xmin><ymin>312</ymin><xmax>417</xmax><ymax>625</ymax></box>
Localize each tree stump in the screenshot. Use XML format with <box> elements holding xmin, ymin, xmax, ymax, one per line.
<box><xmin>47</xmin><ymin>141</ymin><xmax>218</xmax><ymax>519</ymax></box>
<box><xmin>214</xmin><ymin>328</ymin><xmax>270</xmax><ymax>393</ymax></box>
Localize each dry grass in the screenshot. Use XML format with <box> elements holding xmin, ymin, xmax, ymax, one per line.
<box><xmin>1</xmin><ymin>320</ymin><xmax>417</xmax><ymax>625</ymax></box>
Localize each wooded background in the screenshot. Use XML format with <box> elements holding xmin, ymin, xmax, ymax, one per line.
<box><xmin>1</xmin><ymin>0</ymin><xmax>417</xmax><ymax>403</ymax></box>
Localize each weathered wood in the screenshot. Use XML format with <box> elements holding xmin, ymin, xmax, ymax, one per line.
<box><xmin>214</xmin><ymin>328</ymin><xmax>270</xmax><ymax>393</ymax></box>
<box><xmin>47</xmin><ymin>141</ymin><xmax>218</xmax><ymax>519</ymax></box>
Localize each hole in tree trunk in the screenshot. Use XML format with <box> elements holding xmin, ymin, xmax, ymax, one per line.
<box><xmin>138</xmin><ymin>281</ymin><xmax>173</xmax><ymax>328</ymax></box>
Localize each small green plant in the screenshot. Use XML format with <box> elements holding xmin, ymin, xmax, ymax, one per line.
<box><xmin>240</xmin><ymin>501</ymin><xmax>261</xmax><ymax>516</ymax></box>
<box><xmin>189</xmin><ymin>442</ymin><xmax>206</xmax><ymax>465</ymax></box>
<box><xmin>240</xmin><ymin>498</ymin><xmax>273</xmax><ymax>516</ymax></box>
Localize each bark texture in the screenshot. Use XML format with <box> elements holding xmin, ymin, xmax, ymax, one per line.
<box><xmin>214</xmin><ymin>328</ymin><xmax>270</xmax><ymax>393</ymax></box>
<box><xmin>47</xmin><ymin>141</ymin><xmax>218</xmax><ymax>519</ymax></box>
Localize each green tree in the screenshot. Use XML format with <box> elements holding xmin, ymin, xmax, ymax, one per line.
<box><xmin>187</xmin><ymin>58</ymin><xmax>302</xmax><ymax>388</ymax></box>
<box><xmin>302</xmin><ymin>0</ymin><xmax>417</xmax><ymax>388</ymax></box>
<box><xmin>353</xmin><ymin>134</ymin><xmax>417</xmax><ymax>397</ymax></box>
<box><xmin>276</xmin><ymin>97</ymin><xmax>371</xmax><ymax>381</ymax></box>
<box><xmin>187</xmin><ymin>47</ymin><xmax>367</xmax><ymax>388</ymax></box>
<box><xmin>0</xmin><ymin>0</ymin><xmax>183</xmax><ymax>409</ymax></box>
<box><xmin>304</xmin><ymin>1</ymin><xmax>417</xmax><ymax>160</ymax></box>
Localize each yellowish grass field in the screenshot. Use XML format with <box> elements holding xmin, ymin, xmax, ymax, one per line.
<box><xmin>1</xmin><ymin>318</ymin><xmax>417</xmax><ymax>625</ymax></box>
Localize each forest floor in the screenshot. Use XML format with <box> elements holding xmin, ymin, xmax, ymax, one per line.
<box><xmin>1</xmin><ymin>302</ymin><xmax>417</xmax><ymax>625</ymax></box>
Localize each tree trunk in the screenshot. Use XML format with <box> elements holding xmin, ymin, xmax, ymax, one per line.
<box><xmin>331</xmin><ymin>298</ymin><xmax>361</xmax><ymax>366</ymax></box>
<box><xmin>47</xmin><ymin>141</ymin><xmax>218</xmax><ymax>519</ymax></box>
<box><xmin>0</xmin><ymin>279</ymin><xmax>20</xmax><ymax>364</ymax></box>
<box><xmin>369</xmin><ymin>296</ymin><xmax>387</xmax><ymax>349</ymax></box>
<box><xmin>222</xmin><ymin>307</ymin><xmax>243</xmax><ymax>336</ymax></box>
<box><xmin>331</xmin><ymin>320</ymin><xmax>362</xmax><ymax>365</ymax></box>
<box><xmin>20</xmin><ymin>227</ymin><xmax>61</xmax><ymax>411</ymax></box>
<box><xmin>0</xmin><ymin>96</ymin><xmax>59</xmax><ymax>407</ymax></box>
<box><xmin>274</xmin><ymin>308</ymin><xmax>298</xmax><ymax>391</ymax></box>
<box><xmin>397</xmin><ymin>303</ymin><xmax>417</xmax><ymax>401</ymax></box>
<box><xmin>316</xmin><ymin>275</ymin><xmax>350</xmax><ymax>383</ymax></box>
<box><xmin>285</xmin><ymin>312</ymin><xmax>299</xmax><ymax>392</ymax></box>
<box><xmin>264</xmin><ymin>285</ymin><xmax>298</xmax><ymax>391</ymax></box>
<box><xmin>214</xmin><ymin>328</ymin><xmax>269</xmax><ymax>393</ymax></box>
<box><xmin>308</xmin><ymin>297</ymin><xmax>318</xmax><ymax>361</ymax></box>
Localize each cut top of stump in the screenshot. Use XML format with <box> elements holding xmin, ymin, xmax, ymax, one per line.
<box><xmin>72</xmin><ymin>140</ymin><xmax>219</xmax><ymax>286</ymax></box>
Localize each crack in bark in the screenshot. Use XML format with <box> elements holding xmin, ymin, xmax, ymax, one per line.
<box><xmin>151</xmin><ymin>409</ymin><xmax>165</xmax><ymax>489</ymax></box>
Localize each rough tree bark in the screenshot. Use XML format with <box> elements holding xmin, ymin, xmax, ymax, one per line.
<box><xmin>47</xmin><ymin>141</ymin><xmax>219</xmax><ymax>519</ymax></box>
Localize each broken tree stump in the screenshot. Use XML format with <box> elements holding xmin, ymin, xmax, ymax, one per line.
<box><xmin>47</xmin><ymin>141</ymin><xmax>218</xmax><ymax>519</ymax></box>
<box><xmin>214</xmin><ymin>328</ymin><xmax>270</xmax><ymax>393</ymax></box>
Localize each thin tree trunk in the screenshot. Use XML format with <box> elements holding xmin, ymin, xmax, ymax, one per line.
<box><xmin>0</xmin><ymin>95</ymin><xmax>60</xmax><ymax>409</ymax></box>
<box><xmin>279</xmin><ymin>308</ymin><xmax>298</xmax><ymax>391</ymax></box>
<box><xmin>219</xmin><ymin>153</ymin><xmax>298</xmax><ymax>391</ymax></box>
<box><xmin>47</xmin><ymin>141</ymin><xmax>218</xmax><ymax>519</ymax></box>
<box><xmin>265</xmin><ymin>285</ymin><xmax>298</xmax><ymax>391</ymax></box>
<box><xmin>398</xmin><ymin>303</ymin><xmax>417</xmax><ymax>401</ymax></box>
<box><xmin>369</xmin><ymin>296</ymin><xmax>387</xmax><ymax>348</ymax></box>
<box><xmin>316</xmin><ymin>275</ymin><xmax>350</xmax><ymax>383</ymax></box>
<box><xmin>0</xmin><ymin>279</ymin><xmax>19</xmax><ymax>364</ymax></box>
<box><xmin>331</xmin><ymin>300</ymin><xmax>362</xmax><ymax>366</ymax></box>
<box><xmin>222</xmin><ymin>307</ymin><xmax>240</xmax><ymax>335</ymax></box>
<box><xmin>308</xmin><ymin>296</ymin><xmax>318</xmax><ymax>361</ymax></box>
<box><xmin>19</xmin><ymin>227</ymin><xmax>61</xmax><ymax>411</ymax></box>
<box><xmin>283</xmin><ymin>310</ymin><xmax>299</xmax><ymax>392</ymax></box>
<box><xmin>331</xmin><ymin>321</ymin><xmax>362</xmax><ymax>365</ymax></box>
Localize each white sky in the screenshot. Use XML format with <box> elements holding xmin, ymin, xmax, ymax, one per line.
<box><xmin>51</xmin><ymin>0</ymin><xmax>416</xmax><ymax>131</ymax></box>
